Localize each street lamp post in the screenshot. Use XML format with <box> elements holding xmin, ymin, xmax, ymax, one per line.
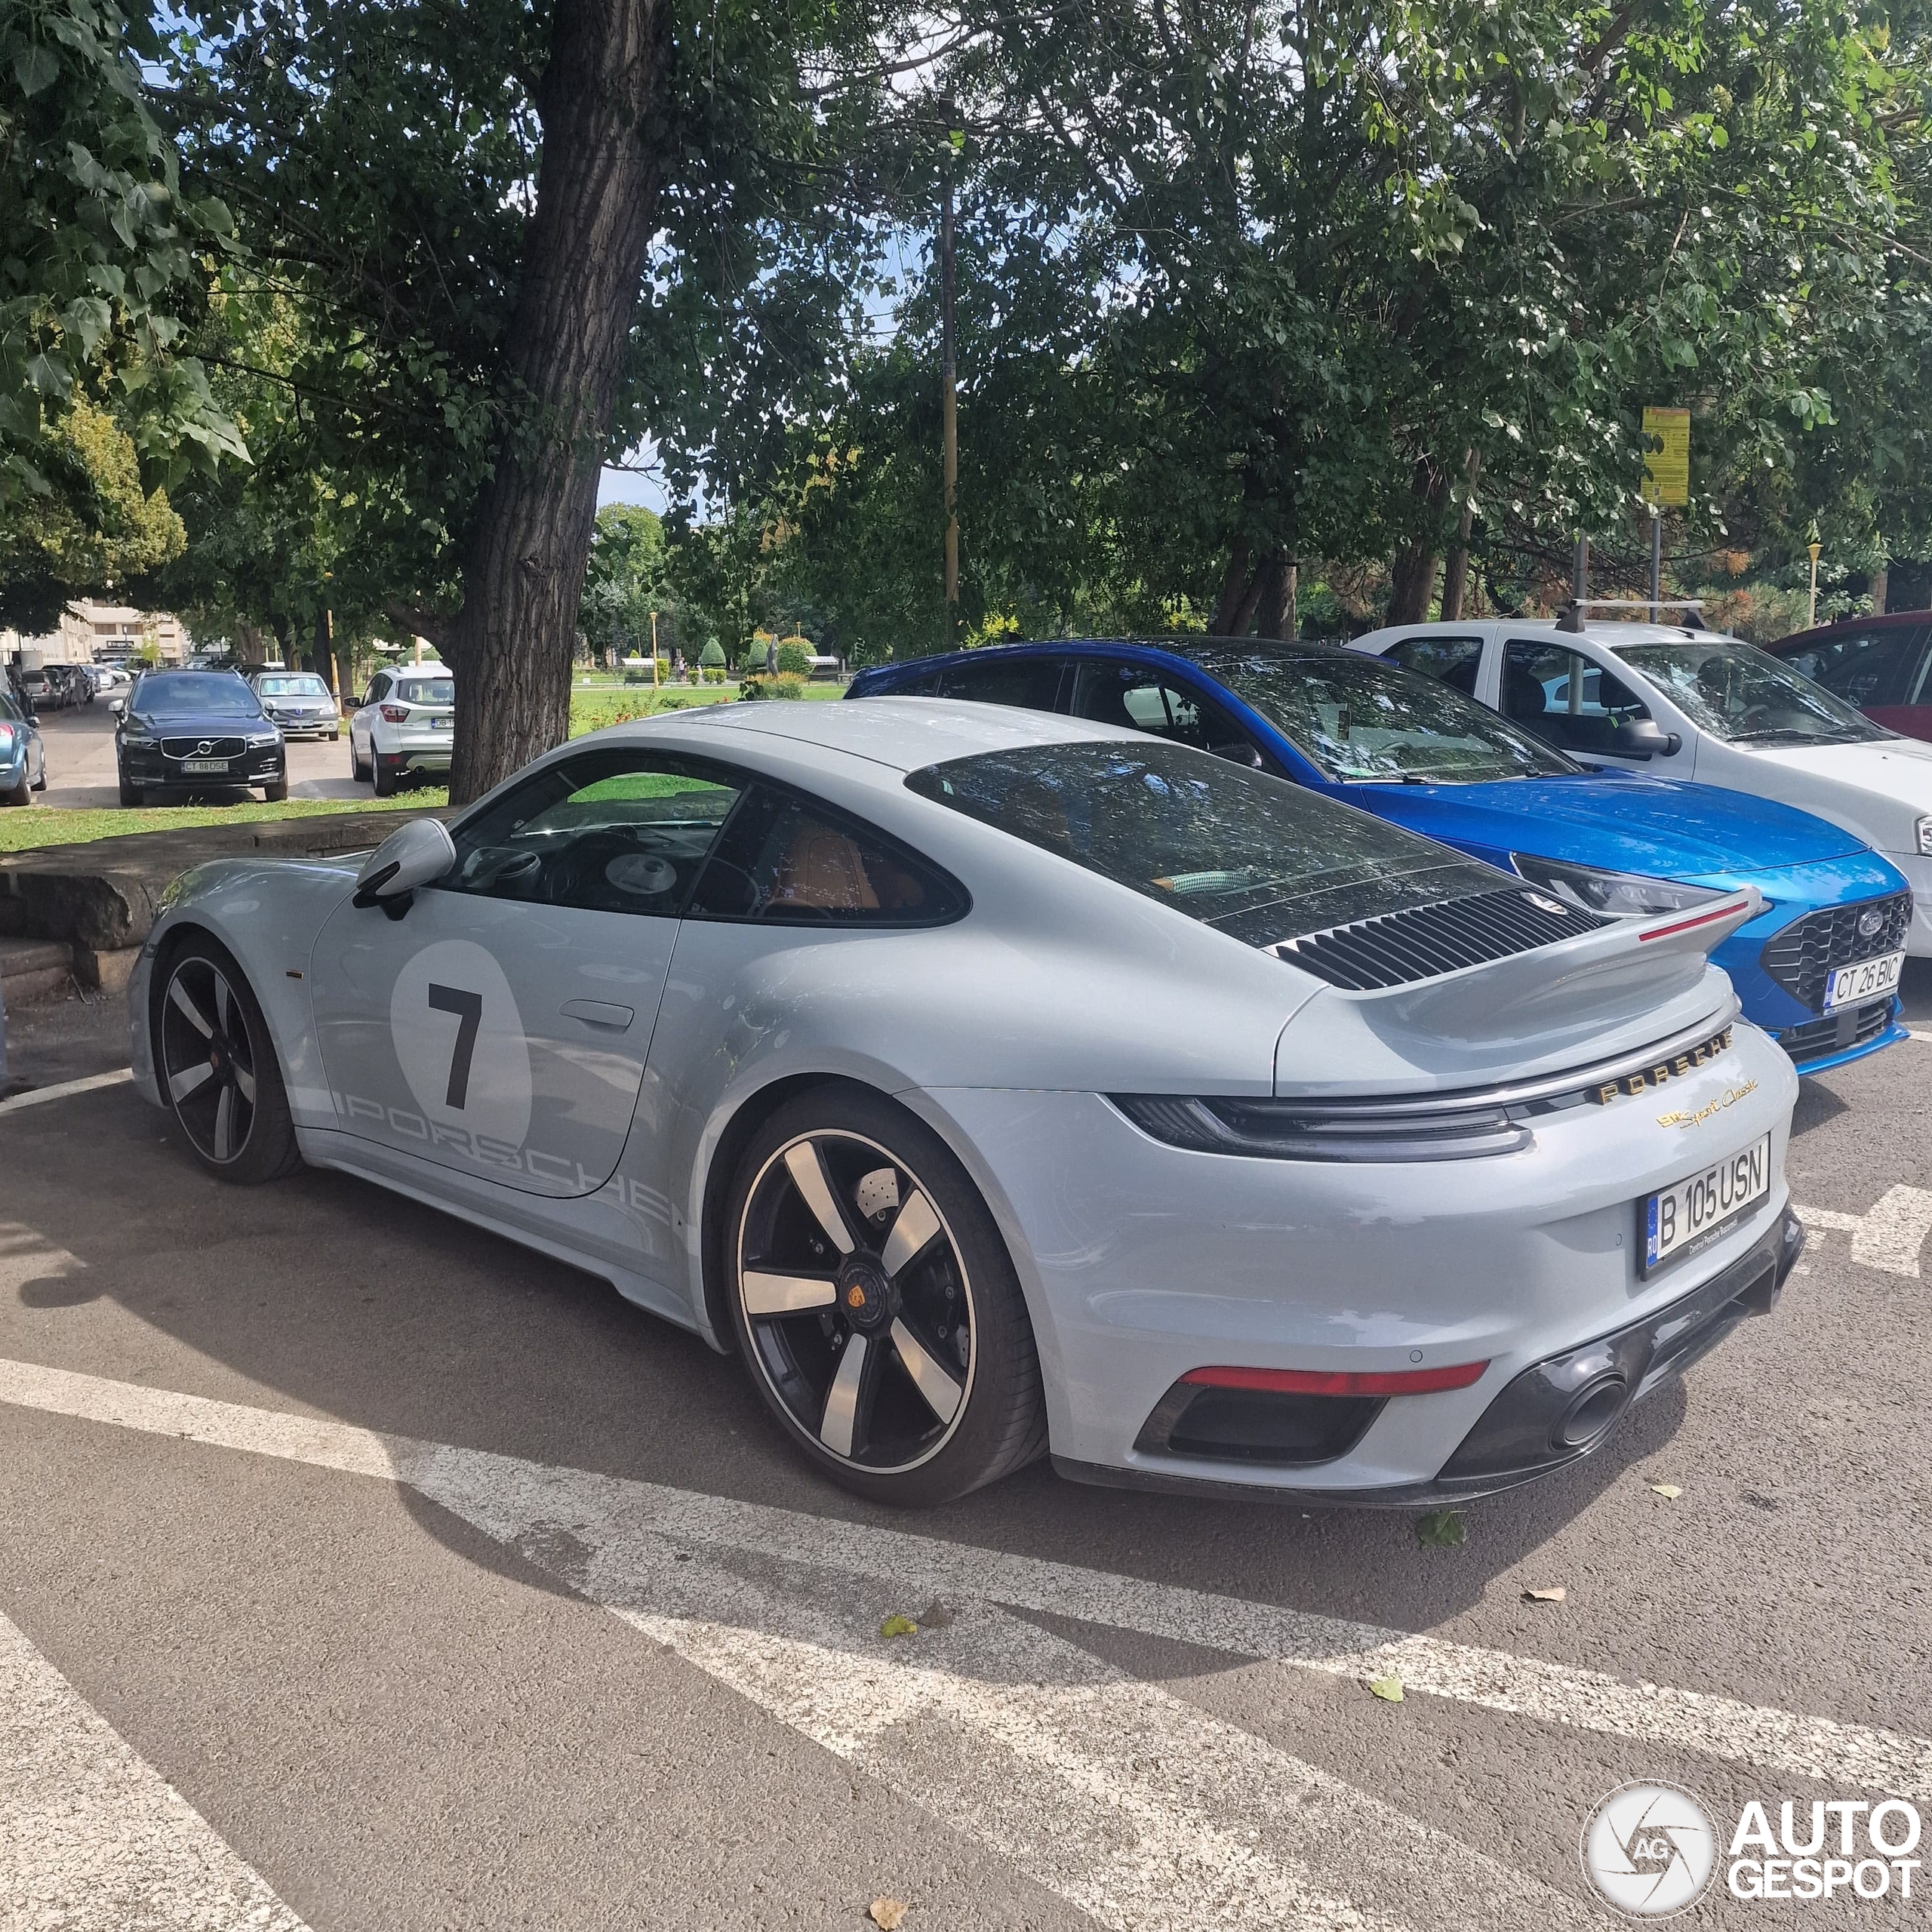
<box><xmin>1807</xmin><ymin>541</ymin><xmax>1823</xmax><ymax>630</ymax></box>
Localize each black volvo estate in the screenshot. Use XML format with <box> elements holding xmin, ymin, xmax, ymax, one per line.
<box><xmin>112</xmin><ymin>670</ymin><xmax>288</xmax><ymax>804</ymax></box>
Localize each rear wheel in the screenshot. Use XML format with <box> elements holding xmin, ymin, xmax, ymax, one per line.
<box><xmin>3</xmin><ymin>775</ymin><xmax>26</xmax><ymax>807</ymax></box>
<box><xmin>155</xmin><ymin>938</ymin><xmax>302</xmax><ymax>1183</ymax></box>
<box><xmin>371</xmin><ymin>753</ymin><xmax>397</xmax><ymax>797</ymax></box>
<box><xmin>726</xmin><ymin>1086</ymin><xmax>1046</xmax><ymax>1506</ymax></box>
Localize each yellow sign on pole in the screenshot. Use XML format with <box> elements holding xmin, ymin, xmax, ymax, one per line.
<box><xmin>1641</xmin><ymin>407</ymin><xmax>1690</xmax><ymax>507</ymax></box>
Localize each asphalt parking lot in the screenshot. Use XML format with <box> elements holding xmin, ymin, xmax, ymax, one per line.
<box><xmin>2</xmin><ymin>972</ymin><xmax>1928</xmax><ymax>1930</ymax></box>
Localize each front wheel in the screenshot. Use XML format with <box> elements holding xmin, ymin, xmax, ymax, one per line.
<box><xmin>155</xmin><ymin>937</ymin><xmax>303</xmax><ymax>1183</ymax></box>
<box><xmin>262</xmin><ymin>779</ymin><xmax>288</xmax><ymax>802</ymax></box>
<box><xmin>726</xmin><ymin>1086</ymin><xmax>1046</xmax><ymax>1506</ymax></box>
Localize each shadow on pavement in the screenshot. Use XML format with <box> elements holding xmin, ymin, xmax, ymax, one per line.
<box><xmin>0</xmin><ymin>1084</ymin><xmax>1700</xmax><ymax>1651</ymax></box>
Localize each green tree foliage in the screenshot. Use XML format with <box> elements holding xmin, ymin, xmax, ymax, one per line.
<box><xmin>0</xmin><ymin>393</ymin><xmax>183</xmax><ymax>628</ymax></box>
<box><xmin>0</xmin><ymin>0</ymin><xmax>243</xmax><ymax>509</ymax></box>
<box><xmin>580</xmin><ymin>503</ymin><xmax>672</xmax><ymax>660</ymax></box>
<box><xmin>758</xmin><ymin>0</ymin><xmax>1928</xmax><ymax>642</ymax></box>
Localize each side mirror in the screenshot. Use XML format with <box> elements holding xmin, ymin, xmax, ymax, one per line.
<box><xmin>1612</xmin><ymin>717</ymin><xmax>1681</xmax><ymax>759</ymax></box>
<box><xmin>352</xmin><ymin>817</ymin><xmax>456</xmax><ymax>915</ymax></box>
<box><xmin>109</xmin><ymin>697</ymin><xmax>125</xmax><ymax>718</ymax></box>
<box><xmin>1209</xmin><ymin>740</ymin><xmax>1264</xmax><ymax>768</ymax></box>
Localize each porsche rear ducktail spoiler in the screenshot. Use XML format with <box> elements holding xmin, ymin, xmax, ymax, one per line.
<box><xmin>1273</xmin><ymin>891</ymin><xmax>1762</xmax><ymax>1093</ymax></box>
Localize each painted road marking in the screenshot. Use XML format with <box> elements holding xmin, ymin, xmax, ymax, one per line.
<box><xmin>0</xmin><ymin>1069</ymin><xmax>132</xmax><ymax>1117</ymax></box>
<box><xmin>1795</xmin><ymin>1184</ymin><xmax>1932</xmax><ymax>1278</ymax></box>
<box><xmin>0</xmin><ymin>1606</ymin><xmax>309</xmax><ymax>1931</ymax></box>
<box><xmin>2</xmin><ymin>1355</ymin><xmax>1927</xmax><ymax>1818</ymax></box>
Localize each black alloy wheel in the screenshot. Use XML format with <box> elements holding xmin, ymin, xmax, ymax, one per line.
<box><xmin>157</xmin><ymin>940</ymin><xmax>301</xmax><ymax>1183</ymax></box>
<box><xmin>728</xmin><ymin>1088</ymin><xmax>1046</xmax><ymax>1505</ymax></box>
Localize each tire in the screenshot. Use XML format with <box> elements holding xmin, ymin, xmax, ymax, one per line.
<box><xmin>351</xmin><ymin>737</ymin><xmax>370</xmax><ymax>782</ymax></box>
<box><xmin>2</xmin><ymin>775</ymin><xmax>26</xmax><ymax>807</ymax></box>
<box><xmin>117</xmin><ymin>761</ymin><xmax>142</xmax><ymax>807</ymax></box>
<box><xmin>328</xmin><ymin>729</ymin><xmax>340</xmax><ymax>742</ymax></box>
<box><xmin>725</xmin><ymin>1084</ymin><xmax>1046</xmax><ymax>1506</ymax></box>
<box><xmin>154</xmin><ymin>936</ymin><xmax>303</xmax><ymax>1184</ymax></box>
<box><xmin>263</xmin><ymin>779</ymin><xmax>288</xmax><ymax>802</ymax></box>
<box><xmin>371</xmin><ymin>754</ymin><xmax>397</xmax><ymax>798</ymax></box>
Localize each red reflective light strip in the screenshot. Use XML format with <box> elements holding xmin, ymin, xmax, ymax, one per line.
<box><xmin>380</xmin><ymin>704</ymin><xmax>411</xmax><ymax>722</ymax></box>
<box><xmin>1180</xmin><ymin>1361</ymin><xmax>1490</xmax><ymax>1398</ymax></box>
<box><xmin>1638</xmin><ymin>898</ymin><xmax>1750</xmax><ymax>943</ymax></box>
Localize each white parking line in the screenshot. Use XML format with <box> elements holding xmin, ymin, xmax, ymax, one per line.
<box><xmin>0</xmin><ymin>1069</ymin><xmax>133</xmax><ymax>1117</ymax></box>
<box><xmin>2</xmin><ymin>1354</ymin><xmax>1927</xmax><ymax>1820</ymax></box>
<box><xmin>1795</xmin><ymin>1185</ymin><xmax>1932</xmax><ymax>1278</ymax></box>
<box><xmin>0</xmin><ymin>1606</ymin><xmax>309</xmax><ymax>1931</ymax></box>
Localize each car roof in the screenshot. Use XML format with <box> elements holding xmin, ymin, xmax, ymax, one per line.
<box><xmin>617</xmin><ymin>693</ymin><xmax>1141</xmax><ymax>774</ymax></box>
<box><xmin>1353</xmin><ymin>617</ymin><xmax>1743</xmax><ymax>650</ymax></box>
<box><xmin>1767</xmin><ymin>611</ymin><xmax>1928</xmax><ymax>648</ymax></box>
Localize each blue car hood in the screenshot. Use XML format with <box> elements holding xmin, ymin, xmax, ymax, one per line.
<box><xmin>1345</xmin><ymin>773</ymin><xmax>1867</xmax><ymax>876</ymax></box>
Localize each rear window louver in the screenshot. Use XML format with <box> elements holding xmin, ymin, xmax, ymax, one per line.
<box><xmin>1272</xmin><ymin>888</ymin><xmax>1610</xmax><ymax>990</ymax></box>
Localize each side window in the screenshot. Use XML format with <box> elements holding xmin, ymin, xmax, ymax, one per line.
<box><xmin>1798</xmin><ymin>627</ymin><xmax>1924</xmax><ymax>708</ymax></box>
<box><xmin>441</xmin><ymin>749</ymin><xmax>742</xmax><ymax>915</ymax></box>
<box><xmin>1500</xmin><ymin>639</ymin><xmax>1647</xmax><ymax>754</ymax></box>
<box><xmin>363</xmin><ymin>675</ymin><xmax>388</xmax><ymax>706</ymax></box>
<box><xmin>1386</xmin><ymin>635</ymin><xmax>1484</xmax><ymax>697</ymax></box>
<box><xmin>688</xmin><ymin>785</ymin><xmax>967</xmax><ymax>927</ymax></box>
<box><xmin>940</xmin><ymin>654</ymin><xmax>1067</xmax><ymax>713</ymax></box>
<box><xmin>1069</xmin><ymin>661</ymin><xmax>1250</xmax><ymax>754</ymax></box>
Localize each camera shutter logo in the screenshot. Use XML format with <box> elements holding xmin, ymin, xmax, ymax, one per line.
<box><xmin>1581</xmin><ymin>1783</ymin><xmax>1718</xmax><ymax>1918</ymax></box>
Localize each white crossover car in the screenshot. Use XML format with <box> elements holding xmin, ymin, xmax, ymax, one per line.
<box><xmin>349</xmin><ymin>663</ymin><xmax>454</xmax><ymax>795</ymax></box>
<box><xmin>131</xmin><ymin>700</ymin><xmax>1801</xmax><ymax>1506</ymax></box>
<box><xmin>1352</xmin><ymin>618</ymin><xmax>1932</xmax><ymax>955</ymax></box>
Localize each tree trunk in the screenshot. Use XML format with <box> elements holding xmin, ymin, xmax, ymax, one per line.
<box><xmin>1441</xmin><ymin>451</ymin><xmax>1481</xmax><ymax>621</ymax></box>
<box><xmin>1870</xmin><ymin>564</ymin><xmax>1888</xmax><ymax>615</ymax></box>
<box><xmin>1211</xmin><ymin>541</ymin><xmax>1254</xmax><ymax>635</ymax></box>
<box><xmin>1387</xmin><ymin>543</ymin><xmax>1439</xmax><ymax>625</ymax></box>
<box><xmin>311</xmin><ymin>611</ymin><xmax>336</xmax><ymax>695</ymax></box>
<box><xmin>442</xmin><ymin>0</ymin><xmax>670</xmax><ymax>803</ymax></box>
<box><xmin>1253</xmin><ymin>553</ymin><xmax>1291</xmax><ymax>638</ymax></box>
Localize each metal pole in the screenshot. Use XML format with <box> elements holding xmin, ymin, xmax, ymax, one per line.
<box><xmin>1807</xmin><ymin>543</ymin><xmax>1821</xmax><ymax>629</ymax></box>
<box><xmin>1560</xmin><ymin>534</ymin><xmax>1588</xmax><ymax>631</ymax></box>
<box><xmin>940</xmin><ymin>115</ymin><xmax>959</xmax><ymax>644</ymax></box>
<box><xmin>651</xmin><ymin>611</ymin><xmax>659</xmax><ymax>688</ymax></box>
<box><xmin>1649</xmin><ymin>511</ymin><xmax>1661</xmax><ymax>623</ymax></box>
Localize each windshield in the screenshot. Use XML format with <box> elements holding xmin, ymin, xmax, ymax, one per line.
<box><xmin>905</xmin><ymin>741</ymin><xmax>1506</xmax><ymax>949</ymax></box>
<box><xmin>131</xmin><ymin>674</ymin><xmax>263</xmax><ymax>718</ymax></box>
<box><xmin>1613</xmin><ymin>638</ymin><xmax>1885</xmax><ymax>745</ymax></box>
<box><xmin>1172</xmin><ymin>643</ymin><xmax>1576</xmax><ymax>783</ymax></box>
<box><xmin>395</xmin><ymin>678</ymin><xmax>455</xmax><ymax>706</ymax></box>
<box><xmin>257</xmin><ymin>674</ymin><xmax>329</xmax><ymax>697</ymax></box>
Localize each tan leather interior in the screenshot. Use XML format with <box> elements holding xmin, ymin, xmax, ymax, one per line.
<box><xmin>772</xmin><ymin>818</ymin><xmax>881</xmax><ymax>909</ymax></box>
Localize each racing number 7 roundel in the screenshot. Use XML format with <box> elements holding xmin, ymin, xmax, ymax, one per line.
<box><xmin>389</xmin><ymin>939</ymin><xmax>534</xmax><ymax>1150</ymax></box>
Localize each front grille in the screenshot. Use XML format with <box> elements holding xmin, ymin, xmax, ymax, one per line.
<box><xmin>1778</xmin><ymin>998</ymin><xmax>1894</xmax><ymax>1066</ymax></box>
<box><xmin>1272</xmin><ymin>888</ymin><xmax>1609</xmax><ymax>991</ymax></box>
<box><xmin>1761</xmin><ymin>892</ymin><xmax>1912</xmax><ymax>1010</ymax></box>
<box><xmin>160</xmin><ymin>736</ymin><xmax>246</xmax><ymax>759</ymax></box>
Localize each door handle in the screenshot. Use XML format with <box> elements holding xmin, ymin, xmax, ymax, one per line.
<box><xmin>561</xmin><ymin>998</ymin><xmax>635</xmax><ymax>1029</ymax></box>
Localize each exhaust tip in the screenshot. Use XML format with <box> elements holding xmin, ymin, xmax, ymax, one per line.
<box><xmin>1552</xmin><ymin>1373</ymin><xmax>1631</xmax><ymax>1452</ymax></box>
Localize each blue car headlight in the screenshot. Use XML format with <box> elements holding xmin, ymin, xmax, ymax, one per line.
<box><xmin>1510</xmin><ymin>853</ymin><xmax>1730</xmax><ymax>919</ymax></box>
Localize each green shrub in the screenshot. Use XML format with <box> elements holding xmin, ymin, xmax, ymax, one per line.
<box><xmin>702</xmin><ymin>666</ymin><xmax>725</xmax><ymax>685</ymax></box>
<box><xmin>698</xmin><ymin>638</ymin><xmax>727</xmax><ymax>669</ymax></box>
<box><xmin>775</xmin><ymin>639</ymin><xmax>814</xmax><ymax>677</ymax></box>
<box><xmin>771</xmin><ymin>672</ymin><xmax>807</xmax><ymax>700</ymax></box>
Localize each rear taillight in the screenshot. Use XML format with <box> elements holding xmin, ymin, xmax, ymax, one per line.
<box><xmin>380</xmin><ymin>703</ymin><xmax>411</xmax><ymax>723</ymax></box>
<box><xmin>0</xmin><ymin>723</ymin><xmax>14</xmax><ymax>754</ymax></box>
<box><xmin>1181</xmin><ymin>1361</ymin><xmax>1490</xmax><ymax>1398</ymax></box>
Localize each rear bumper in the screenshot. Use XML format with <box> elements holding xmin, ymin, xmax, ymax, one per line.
<box><xmin>1057</xmin><ymin>1208</ymin><xmax>1804</xmax><ymax>1507</ymax></box>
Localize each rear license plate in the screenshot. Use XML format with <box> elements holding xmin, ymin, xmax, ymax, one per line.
<box><xmin>180</xmin><ymin>758</ymin><xmax>229</xmax><ymax>774</ymax></box>
<box><xmin>1824</xmin><ymin>950</ymin><xmax>1904</xmax><ymax>1011</ymax></box>
<box><xmin>1643</xmin><ymin>1134</ymin><xmax>1772</xmax><ymax>1275</ymax></box>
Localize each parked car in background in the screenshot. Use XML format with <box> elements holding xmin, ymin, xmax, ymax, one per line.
<box><xmin>111</xmin><ymin>669</ymin><xmax>288</xmax><ymax>804</ymax></box>
<box><xmin>250</xmin><ymin>669</ymin><xmax>341</xmax><ymax>740</ymax></box>
<box><xmin>0</xmin><ymin>687</ymin><xmax>46</xmax><ymax>804</ymax></box>
<box><xmin>850</xmin><ymin>638</ymin><xmax>1913</xmax><ymax>1075</ymax></box>
<box><xmin>1348</xmin><ymin>618</ymin><xmax>1932</xmax><ymax>964</ymax></box>
<box><xmin>88</xmin><ymin>663</ymin><xmax>133</xmax><ymax>695</ymax></box>
<box><xmin>349</xmin><ymin>663</ymin><xmax>454</xmax><ymax>795</ymax></box>
<box><xmin>45</xmin><ymin>663</ymin><xmax>95</xmax><ymax>709</ymax></box>
<box><xmin>1764</xmin><ymin>612</ymin><xmax>1932</xmax><ymax>743</ymax></box>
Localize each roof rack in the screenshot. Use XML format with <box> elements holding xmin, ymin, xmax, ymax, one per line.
<box><xmin>1556</xmin><ymin>598</ymin><xmax>1706</xmax><ymax>635</ymax></box>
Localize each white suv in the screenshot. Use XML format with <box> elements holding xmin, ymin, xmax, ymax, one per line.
<box><xmin>349</xmin><ymin>664</ymin><xmax>455</xmax><ymax>795</ymax></box>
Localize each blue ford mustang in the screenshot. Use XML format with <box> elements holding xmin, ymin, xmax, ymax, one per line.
<box><xmin>850</xmin><ymin>637</ymin><xmax>1911</xmax><ymax>1075</ymax></box>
